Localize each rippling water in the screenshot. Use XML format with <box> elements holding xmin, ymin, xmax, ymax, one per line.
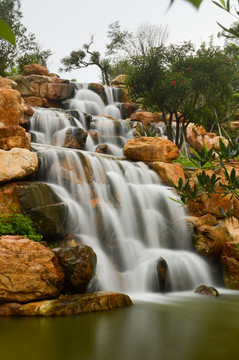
<box><xmin>1</xmin><ymin>291</ymin><xmax>239</xmax><ymax>360</ymax></box>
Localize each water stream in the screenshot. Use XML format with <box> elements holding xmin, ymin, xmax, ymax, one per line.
<box><xmin>31</xmin><ymin>86</ymin><xmax>214</xmax><ymax>295</ymax></box>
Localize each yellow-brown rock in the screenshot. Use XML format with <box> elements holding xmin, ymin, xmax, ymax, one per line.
<box><xmin>23</xmin><ymin>64</ymin><xmax>49</xmax><ymax>76</ymax></box>
<box><xmin>0</xmin><ymin>76</ymin><xmax>12</xmax><ymax>89</ymax></box>
<box><xmin>130</xmin><ymin>111</ymin><xmax>155</xmax><ymax>126</ymax></box>
<box><xmin>221</xmin><ymin>241</ymin><xmax>239</xmax><ymax>289</ymax></box>
<box><xmin>0</xmin><ymin>148</ymin><xmax>38</xmax><ymax>184</ymax></box>
<box><xmin>187</xmin><ymin>214</ymin><xmax>232</xmax><ymax>260</ymax></box>
<box><xmin>148</xmin><ymin>162</ymin><xmax>185</xmax><ymax>185</ymax></box>
<box><xmin>0</xmin><ymin>126</ymin><xmax>31</xmax><ymax>150</ymax></box>
<box><xmin>0</xmin><ymin>88</ymin><xmax>24</xmax><ymax>127</ymax></box>
<box><xmin>123</xmin><ymin>137</ymin><xmax>179</xmax><ymax>163</ymax></box>
<box><xmin>110</xmin><ymin>74</ymin><xmax>126</xmax><ymax>86</ymax></box>
<box><xmin>0</xmin><ymin>236</ymin><xmax>64</xmax><ymax>303</ymax></box>
<box><xmin>0</xmin><ymin>291</ymin><xmax>133</xmax><ymax>316</ymax></box>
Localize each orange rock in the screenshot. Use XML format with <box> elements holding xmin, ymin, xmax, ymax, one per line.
<box><xmin>130</xmin><ymin>111</ymin><xmax>155</xmax><ymax>126</ymax></box>
<box><xmin>0</xmin><ymin>76</ymin><xmax>12</xmax><ymax>89</ymax></box>
<box><xmin>0</xmin><ymin>88</ymin><xmax>23</xmax><ymax>127</ymax></box>
<box><xmin>149</xmin><ymin>162</ymin><xmax>185</xmax><ymax>185</ymax></box>
<box><xmin>123</xmin><ymin>137</ymin><xmax>180</xmax><ymax>163</ymax></box>
<box><xmin>24</xmin><ymin>96</ymin><xmax>48</xmax><ymax>107</ymax></box>
<box><xmin>221</xmin><ymin>241</ymin><xmax>239</xmax><ymax>289</ymax></box>
<box><xmin>23</xmin><ymin>63</ymin><xmax>49</xmax><ymax>76</ymax></box>
<box><xmin>0</xmin><ymin>236</ymin><xmax>64</xmax><ymax>303</ymax></box>
<box><xmin>0</xmin><ymin>126</ymin><xmax>31</xmax><ymax>150</ymax></box>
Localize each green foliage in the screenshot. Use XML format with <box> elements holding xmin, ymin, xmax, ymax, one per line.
<box><xmin>217</xmin><ymin>138</ymin><xmax>239</xmax><ymax>163</ymax></box>
<box><xmin>0</xmin><ymin>213</ymin><xmax>42</xmax><ymax>242</ymax></box>
<box><xmin>212</xmin><ymin>0</ymin><xmax>239</xmax><ymax>39</ymax></box>
<box><xmin>134</xmin><ymin>124</ymin><xmax>161</xmax><ymax>137</ymax></box>
<box><xmin>168</xmin><ymin>177</ymin><xmax>202</xmax><ymax>205</ymax></box>
<box><xmin>219</xmin><ymin>167</ymin><xmax>239</xmax><ymax>199</ymax></box>
<box><xmin>170</xmin><ymin>0</ymin><xmax>203</xmax><ymax>8</ymax></box>
<box><xmin>175</xmin><ymin>146</ymin><xmax>216</xmax><ymax>170</ymax></box>
<box><xmin>0</xmin><ymin>0</ymin><xmax>51</xmax><ymax>76</ymax></box>
<box><xmin>0</xmin><ymin>18</ymin><xmax>15</xmax><ymax>46</ymax></box>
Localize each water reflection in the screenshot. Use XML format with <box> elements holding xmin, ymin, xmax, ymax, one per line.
<box><xmin>0</xmin><ymin>293</ymin><xmax>239</xmax><ymax>360</ymax></box>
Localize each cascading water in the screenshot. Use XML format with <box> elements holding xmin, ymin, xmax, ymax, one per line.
<box><xmin>30</xmin><ymin>84</ymin><xmax>213</xmax><ymax>295</ymax></box>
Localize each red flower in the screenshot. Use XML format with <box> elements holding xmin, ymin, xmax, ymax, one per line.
<box><xmin>172</xmin><ymin>81</ymin><xmax>176</xmax><ymax>86</ymax></box>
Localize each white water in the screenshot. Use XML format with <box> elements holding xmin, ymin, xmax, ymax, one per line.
<box><xmin>34</xmin><ymin>142</ymin><xmax>213</xmax><ymax>294</ymax></box>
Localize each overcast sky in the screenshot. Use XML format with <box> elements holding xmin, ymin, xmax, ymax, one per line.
<box><xmin>21</xmin><ymin>0</ymin><xmax>237</xmax><ymax>82</ymax></box>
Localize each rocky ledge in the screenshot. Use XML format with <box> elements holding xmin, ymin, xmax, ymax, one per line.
<box><xmin>0</xmin><ymin>291</ymin><xmax>133</xmax><ymax>316</ymax></box>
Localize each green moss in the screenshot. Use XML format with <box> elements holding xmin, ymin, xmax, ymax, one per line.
<box><xmin>0</xmin><ymin>213</ymin><xmax>42</xmax><ymax>242</ymax></box>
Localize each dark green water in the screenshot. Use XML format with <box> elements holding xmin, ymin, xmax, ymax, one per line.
<box><xmin>1</xmin><ymin>291</ymin><xmax>239</xmax><ymax>360</ymax></box>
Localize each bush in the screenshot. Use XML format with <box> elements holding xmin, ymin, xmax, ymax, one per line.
<box><xmin>0</xmin><ymin>213</ymin><xmax>42</xmax><ymax>242</ymax></box>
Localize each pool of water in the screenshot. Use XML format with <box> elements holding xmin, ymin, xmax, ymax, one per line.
<box><xmin>1</xmin><ymin>290</ymin><xmax>239</xmax><ymax>360</ymax></box>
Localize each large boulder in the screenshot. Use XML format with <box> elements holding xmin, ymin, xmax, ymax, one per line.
<box><xmin>0</xmin><ymin>182</ymin><xmax>70</xmax><ymax>239</ymax></box>
<box><xmin>0</xmin><ymin>148</ymin><xmax>38</xmax><ymax>184</ymax></box>
<box><xmin>187</xmin><ymin>214</ymin><xmax>232</xmax><ymax>260</ymax></box>
<box><xmin>130</xmin><ymin>111</ymin><xmax>162</xmax><ymax>126</ymax></box>
<box><xmin>0</xmin><ymin>236</ymin><xmax>64</xmax><ymax>303</ymax></box>
<box><xmin>0</xmin><ymin>291</ymin><xmax>133</xmax><ymax>316</ymax></box>
<box><xmin>23</xmin><ymin>64</ymin><xmax>49</xmax><ymax>76</ymax></box>
<box><xmin>148</xmin><ymin>162</ymin><xmax>185</xmax><ymax>186</ymax></box>
<box><xmin>0</xmin><ymin>126</ymin><xmax>31</xmax><ymax>150</ymax></box>
<box><xmin>123</xmin><ymin>137</ymin><xmax>179</xmax><ymax>163</ymax></box>
<box><xmin>0</xmin><ymin>88</ymin><xmax>24</xmax><ymax>127</ymax></box>
<box><xmin>53</xmin><ymin>245</ymin><xmax>97</xmax><ymax>293</ymax></box>
<box><xmin>110</xmin><ymin>75</ymin><xmax>126</xmax><ymax>86</ymax></box>
<box><xmin>221</xmin><ymin>241</ymin><xmax>239</xmax><ymax>289</ymax></box>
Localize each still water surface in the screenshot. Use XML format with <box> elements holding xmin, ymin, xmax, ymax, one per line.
<box><xmin>1</xmin><ymin>291</ymin><xmax>239</xmax><ymax>360</ymax></box>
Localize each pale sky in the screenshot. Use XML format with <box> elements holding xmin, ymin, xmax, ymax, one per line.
<box><xmin>21</xmin><ymin>0</ymin><xmax>237</xmax><ymax>82</ymax></box>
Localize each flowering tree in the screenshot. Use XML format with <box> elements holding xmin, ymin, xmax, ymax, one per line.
<box><xmin>125</xmin><ymin>42</ymin><xmax>237</xmax><ymax>148</ymax></box>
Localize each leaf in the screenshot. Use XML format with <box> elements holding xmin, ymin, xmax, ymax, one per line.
<box><xmin>219</xmin><ymin>206</ymin><xmax>227</xmax><ymax>217</ymax></box>
<box><xmin>212</xmin><ymin>1</ymin><xmax>226</xmax><ymax>9</ymax></box>
<box><xmin>185</xmin><ymin>0</ymin><xmax>203</xmax><ymax>8</ymax></box>
<box><xmin>167</xmin><ymin>197</ymin><xmax>184</xmax><ymax>205</ymax></box>
<box><xmin>0</xmin><ymin>18</ymin><xmax>16</xmax><ymax>46</ymax></box>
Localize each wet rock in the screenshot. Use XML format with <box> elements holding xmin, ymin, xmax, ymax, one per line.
<box><xmin>89</xmin><ymin>83</ymin><xmax>106</xmax><ymax>103</ymax></box>
<box><xmin>194</xmin><ymin>284</ymin><xmax>219</xmax><ymax>297</ymax></box>
<box><xmin>51</xmin><ymin>127</ymin><xmax>88</xmax><ymax>150</ymax></box>
<box><xmin>0</xmin><ymin>182</ymin><xmax>70</xmax><ymax>240</ymax></box>
<box><xmin>0</xmin><ymin>88</ymin><xmax>24</xmax><ymax>127</ymax></box>
<box><xmin>53</xmin><ymin>245</ymin><xmax>97</xmax><ymax>293</ymax></box>
<box><xmin>0</xmin><ymin>236</ymin><xmax>64</xmax><ymax>303</ymax></box>
<box><xmin>95</xmin><ymin>144</ymin><xmax>109</xmax><ymax>154</ymax></box>
<box><xmin>155</xmin><ymin>257</ymin><xmax>168</xmax><ymax>292</ymax></box>
<box><xmin>0</xmin><ymin>291</ymin><xmax>133</xmax><ymax>316</ymax></box>
<box><xmin>120</xmin><ymin>102</ymin><xmax>138</xmax><ymax>119</ymax></box>
<box><xmin>187</xmin><ymin>215</ymin><xmax>232</xmax><ymax>260</ymax></box>
<box><xmin>0</xmin><ymin>148</ymin><xmax>38</xmax><ymax>184</ymax></box>
<box><xmin>221</xmin><ymin>241</ymin><xmax>239</xmax><ymax>289</ymax></box>
<box><xmin>123</xmin><ymin>137</ymin><xmax>179</xmax><ymax>163</ymax></box>
<box><xmin>148</xmin><ymin>162</ymin><xmax>186</xmax><ymax>186</ymax></box>
<box><xmin>24</xmin><ymin>64</ymin><xmax>49</xmax><ymax>76</ymax></box>
<box><xmin>130</xmin><ymin>111</ymin><xmax>160</xmax><ymax>126</ymax></box>
<box><xmin>0</xmin><ymin>126</ymin><xmax>31</xmax><ymax>150</ymax></box>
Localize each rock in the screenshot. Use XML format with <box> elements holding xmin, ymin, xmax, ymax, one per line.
<box><xmin>123</xmin><ymin>137</ymin><xmax>180</xmax><ymax>163</ymax></box>
<box><xmin>23</xmin><ymin>103</ymin><xmax>34</xmax><ymax>116</ymax></box>
<box><xmin>148</xmin><ymin>162</ymin><xmax>185</xmax><ymax>186</ymax></box>
<box><xmin>95</xmin><ymin>144</ymin><xmax>109</xmax><ymax>154</ymax></box>
<box><xmin>0</xmin><ymin>236</ymin><xmax>64</xmax><ymax>303</ymax></box>
<box><xmin>89</xmin><ymin>83</ymin><xmax>106</xmax><ymax>103</ymax></box>
<box><xmin>0</xmin><ymin>291</ymin><xmax>133</xmax><ymax>316</ymax></box>
<box><xmin>187</xmin><ymin>214</ymin><xmax>232</xmax><ymax>260</ymax></box>
<box><xmin>155</xmin><ymin>257</ymin><xmax>168</xmax><ymax>292</ymax></box>
<box><xmin>194</xmin><ymin>284</ymin><xmax>219</xmax><ymax>297</ymax></box>
<box><xmin>221</xmin><ymin>241</ymin><xmax>239</xmax><ymax>289</ymax></box>
<box><xmin>187</xmin><ymin>191</ymin><xmax>233</xmax><ymax>218</ymax></box>
<box><xmin>120</xmin><ymin>102</ymin><xmax>138</xmax><ymax>119</ymax></box>
<box><xmin>0</xmin><ymin>76</ymin><xmax>12</xmax><ymax>89</ymax></box>
<box><xmin>24</xmin><ymin>64</ymin><xmax>49</xmax><ymax>76</ymax></box>
<box><xmin>0</xmin><ymin>126</ymin><xmax>31</xmax><ymax>150</ymax></box>
<box><xmin>0</xmin><ymin>182</ymin><xmax>70</xmax><ymax>240</ymax></box>
<box><xmin>51</xmin><ymin>127</ymin><xmax>88</xmax><ymax>150</ymax></box>
<box><xmin>130</xmin><ymin>111</ymin><xmax>156</xmax><ymax>126</ymax></box>
<box><xmin>0</xmin><ymin>88</ymin><xmax>24</xmax><ymax>127</ymax></box>
<box><xmin>110</xmin><ymin>75</ymin><xmax>126</xmax><ymax>86</ymax></box>
<box><xmin>53</xmin><ymin>245</ymin><xmax>97</xmax><ymax>293</ymax></box>
<box><xmin>211</xmin><ymin>136</ymin><xmax>229</xmax><ymax>151</ymax></box>
<box><xmin>0</xmin><ymin>148</ymin><xmax>38</xmax><ymax>184</ymax></box>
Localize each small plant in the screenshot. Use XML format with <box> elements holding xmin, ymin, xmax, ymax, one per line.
<box><xmin>217</xmin><ymin>138</ymin><xmax>239</xmax><ymax>164</ymax></box>
<box><xmin>196</xmin><ymin>171</ymin><xmax>221</xmax><ymax>195</ymax></box>
<box><xmin>0</xmin><ymin>214</ymin><xmax>42</xmax><ymax>242</ymax></box>
<box><xmin>174</xmin><ymin>145</ymin><xmax>216</xmax><ymax>170</ymax></box>
<box><xmin>219</xmin><ymin>167</ymin><xmax>239</xmax><ymax>200</ymax></box>
<box><xmin>168</xmin><ymin>177</ymin><xmax>202</xmax><ymax>205</ymax></box>
<box><xmin>134</xmin><ymin>124</ymin><xmax>161</xmax><ymax>138</ymax></box>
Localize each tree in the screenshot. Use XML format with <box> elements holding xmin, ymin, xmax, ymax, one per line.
<box><xmin>0</xmin><ymin>0</ymin><xmax>52</xmax><ymax>76</ymax></box>
<box><xmin>125</xmin><ymin>42</ymin><xmax>237</xmax><ymax>148</ymax></box>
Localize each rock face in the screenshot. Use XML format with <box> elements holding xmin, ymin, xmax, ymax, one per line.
<box><xmin>0</xmin><ymin>88</ymin><xmax>24</xmax><ymax>127</ymax></box>
<box><xmin>149</xmin><ymin>162</ymin><xmax>185</xmax><ymax>186</ymax></box>
<box><xmin>51</xmin><ymin>127</ymin><xmax>88</xmax><ymax>150</ymax></box>
<box><xmin>0</xmin><ymin>126</ymin><xmax>31</xmax><ymax>150</ymax></box>
<box><xmin>0</xmin><ymin>291</ymin><xmax>133</xmax><ymax>316</ymax></box>
<box><xmin>23</xmin><ymin>64</ymin><xmax>49</xmax><ymax>76</ymax></box>
<box><xmin>8</xmin><ymin>75</ymin><xmax>75</xmax><ymax>108</ymax></box>
<box><xmin>0</xmin><ymin>236</ymin><xmax>64</xmax><ymax>303</ymax></box>
<box><xmin>221</xmin><ymin>241</ymin><xmax>239</xmax><ymax>289</ymax></box>
<box><xmin>0</xmin><ymin>182</ymin><xmax>70</xmax><ymax>239</ymax></box>
<box><xmin>53</xmin><ymin>245</ymin><xmax>97</xmax><ymax>293</ymax></box>
<box><xmin>187</xmin><ymin>215</ymin><xmax>232</xmax><ymax>260</ymax></box>
<box><xmin>123</xmin><ymin>137</ymin><xmax>179</xmax><ymax>163</ymax></box>
<box><xmin>0</xmin><ymin>148</ymin><xmax>38</xmax><ymax>184</ymax></box>
<box><xmin>130</xmin><ymin>111</ymin><xmax>162</xmax><ymax>126</ymax></box>
<box><xmin>194</xmin><ymin>284</ymin><xmax>219</xmax><ymax>297</ymax></box>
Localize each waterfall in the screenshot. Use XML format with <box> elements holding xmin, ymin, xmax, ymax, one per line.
<box><xmin>30</xmin><ymin>84</ymin><xmax>213</xmax><ymax>295</ymax></box>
